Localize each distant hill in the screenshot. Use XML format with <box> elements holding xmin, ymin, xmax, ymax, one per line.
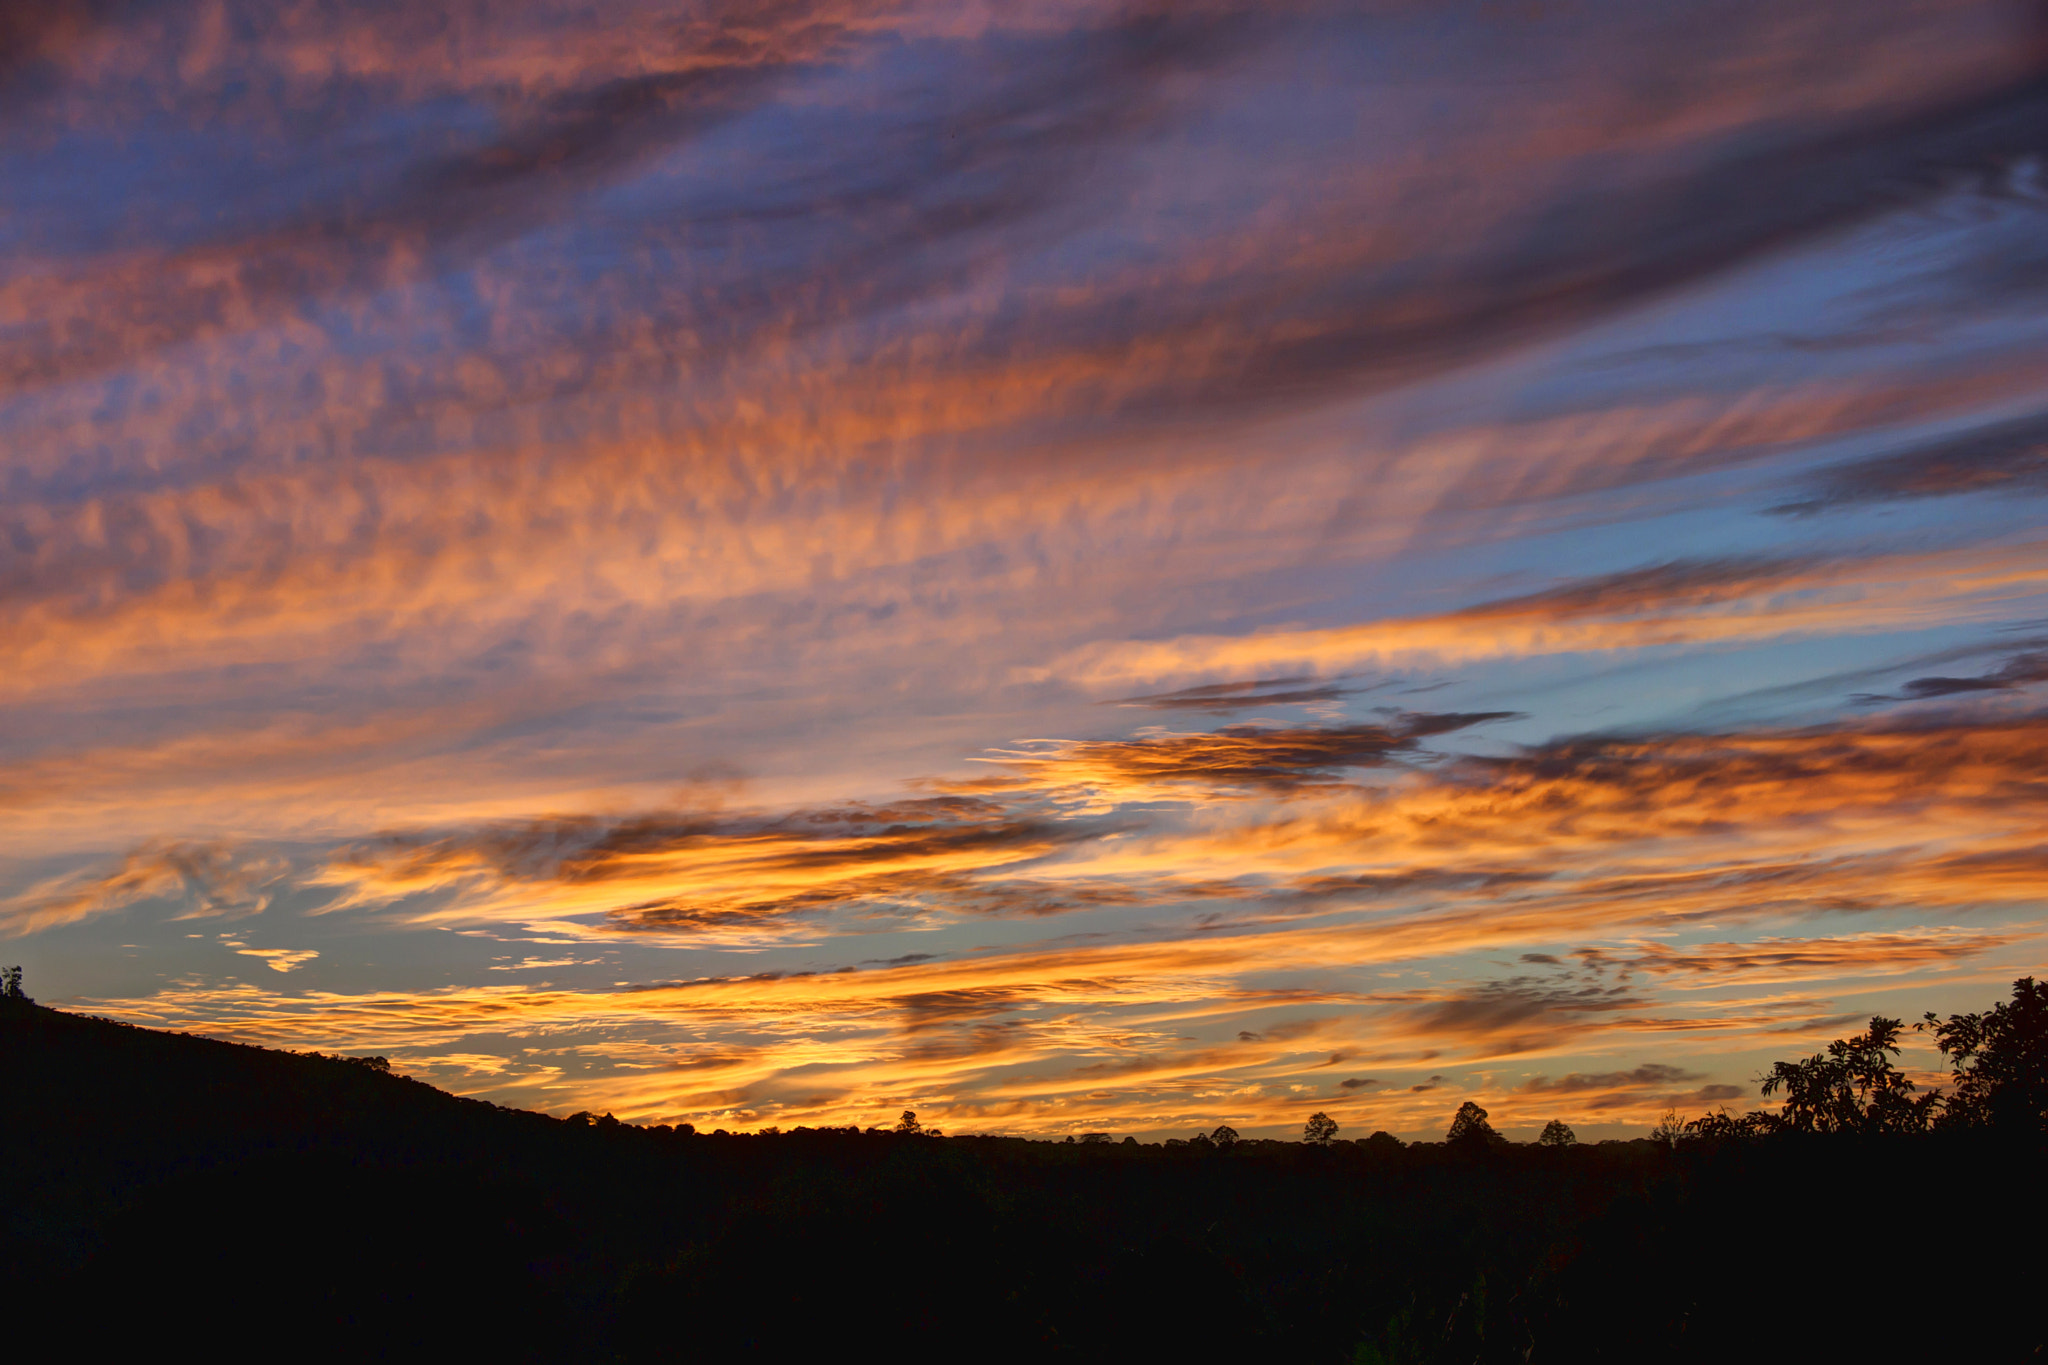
<box><xmin>6</xmin><ymin>999</ymin><xmax>2043</xmax><ymax>1361</ymax></box>
<box><xmin>7</xmin><ymin>994</ymin><xmax>532</xmax><ymax>1144</ymax></box>
<box><xmin>5</xmin><ymin>1000</ymin><xmax>608</xmax><ymax>1353</ymax></box>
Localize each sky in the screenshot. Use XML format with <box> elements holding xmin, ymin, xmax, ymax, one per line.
<box><xmin>5</xmin><ymin>0</ymin><xmax>2048</xmax><ymax>1140</ymax></box>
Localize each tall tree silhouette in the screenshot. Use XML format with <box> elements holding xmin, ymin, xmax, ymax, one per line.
<box><xmin>1923</xmin><ymin>977</ymin><xmax>2048</xmax><ymax>1135</ymax></box>
<box><xmin>1445</xmin><ymin>1101</ymin><xmax>1500</xmax><ymax>1147</ymax></box>
<box><xmin>1302</xmin><ymin>1112</ymin><xmax>1338</xmax><ymax>1145</ymax></box>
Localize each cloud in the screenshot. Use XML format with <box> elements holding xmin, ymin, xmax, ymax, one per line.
<box><xmin>971</xmin><ymin>713</ymin><xmax>1517</xmax><ymax>797</ymax></box>
<box><xmin>0</xmin><ymin>2</ymin><xmax>1273</xmax><ymax>402</ymax></box>
<box><xmin>0</xmin><ymin>0</ymin><xmax>182</xmax><ymax>103</ymax></box>
<box><xmin>1290</xmin><ymin>869</ymin><xmax>1553</xmax><ymax>903</ymax></box>
<box><xmin>58</xmin><ymin>894</ymin><xmax>1999</xmax><ymax>1132</ymax></box>
<box><xmin>319</xmin><ymin>795</ymin><xmax>1124</xmax><ymax>934</ymax></box>
<box><xmin>0</xmin><ymin>840</ymin><xmax>284</xmax><ymax>936</ymax></box>
<box><xmin>230</xmin><ymin>946</ymin><xmax>320</xmax><ymax>973</ymax></box>
<box><xmin>1398</xmin><ymin>978</ymin><xmax>1649</xmax><ymax>1056</ymax></box>
<box><xmin>865</xmin><ymin>952</ymin><xmax>937</xmax><ymax>967</ymax></box>
<box><xmin>1380</xmin><ymin>711</ymin><xmax>2048</xmax><ymax>850</ymax></box>
<box><xmin>1040</xmin><ymin>540</ymin><xmax>2048</xmax><ymax>688</ymax></box>
<box><xmin>4</xmin><ymin>3</ymin><xmax>2047</xmax><ymax>893</ymax></box>
<box><xmin>1511</xmin><ymin>1063</ymin><xmax>1748</xmax><ymax>1114</ymax></box>
<box><xmin>1885</xmin><ymin>649</ymin><xmax>2048</xmax><ymax>701</ymax></box>
<box><xmin>1517</xmin><ymin>1063</ymin><xmax>1699</xmax><ymax>1093</ymax></box>
<box><xmin>1449</xmin><ymin>557</ymin><xmax>1819</xmax><ymax>624</ymax></box>
<box><xmin>1775</xmin><ymin>410</ymin><xmax>2048</xmax><ymax>514</ymax></box>
<box><xmin>57</xmin><ymin>702</ymin><xmax>2048</xmax><ymax>974</ymax></box>
<box><xmin>1604</xmin><ymin>929</ymin><xmax>2019</xmax><ymax>983</ymax></box>
<box><xmin>1097</xmin><ymin>4</ymin><xmax>2048</xmax><ymax>421</ymax></box>
<box><xmin>11</xmin><ymin>0</ymin><xmax>2048</xmax><ymax>1139</ymax></box>
<box><xmin>1108</xmin><ymin>677</ymin><xmax>1357</xmax><ymax>713</ymax></box>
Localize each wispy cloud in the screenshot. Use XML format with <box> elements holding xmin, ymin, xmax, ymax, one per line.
<box><xmin>1040</xmin><ymin>542</ymin><xmax>2048</xmax><ymax>688</ymax></box>
<box><xmin>1864</xmin><ymin>648</ymin><xmax>2048</xmax><ymax>702</ymax></box>
<box><xmin>1</xmin><ymin>841</ymin><xmax>284</xmax><ymax>936</ymax></box>
<box><xmin>223</xmin><ymin>943</ymin><xmax>321</xmax><ymax>973</ymax></box>
<box><xmin>965</xmin><ymin>712</ymin><xmax>1517</xmax><ymax>798</ymax></box>
<box><xmin>1775</xmin><ymin>411</ymin><xmax>2048</xmax><ymax>514</ymax></box>
<box><xmin>1107</xmin><ymin>677</ymin><xmax>1358</xmax><ymax>714</ymax></box>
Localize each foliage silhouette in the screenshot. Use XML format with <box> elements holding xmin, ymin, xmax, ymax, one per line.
<box><xmin>0</xmin><ymin>965</ymin><xmax>28</xmax><ymax>1003</ymax></box>
<box><xmin>1680</xmin><ymin>1106</ymin><xmax>1774</xmax><ymax>1141</ymax></box>
<box><xmin>1303</xmin><ymin>1112</ymin><xmax>1339</xmax><ymax>1145</ymax></box>
<box><xmin>1444</xmin><ymin>1101</ymin><xmax>1501</xmax><ymax>1147</ymax></box>
<box><xmin>1758</xmin><ymin>1015</ymin><xmax>1939</xmax><ymax>1135</ymax></box>
<box><xmin>1535</xmin><ymin>1120</ymin><xmax>1575</xmax><ymax>1147</ymax></box>
<box><xmin>1923</xmin><ymin>977</ymin><xmax>2048</xmax><ymax>1135</ymax></box>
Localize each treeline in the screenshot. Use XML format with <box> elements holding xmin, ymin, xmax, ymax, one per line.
<box><xmin>4</xmin><ymin>976</ymin><xmax>2043</xmax><ymax>1362</ymax></box>
<box><xmin>546</xmin><ymin>976</ymin><xmax>2048</xmax><ymax>1152</ymax></box>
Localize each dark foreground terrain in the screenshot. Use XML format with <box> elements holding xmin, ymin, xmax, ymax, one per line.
<box><xmin>6</xmin><ymin>998</ymin><xmax>2043</xmax><ymax>1362</ymax></box>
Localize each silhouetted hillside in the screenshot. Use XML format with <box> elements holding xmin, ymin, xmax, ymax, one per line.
<box><xmin>6</xmin><ymin>996</ymin><xmax>2044</xmax><ymax>1362</ymax></box>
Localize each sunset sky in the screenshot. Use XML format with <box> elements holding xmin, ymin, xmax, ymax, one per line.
<box><xmin>6</xmin><ymin>0</ymin><xmax>2047</xmax><ymax>1139</ymax></box>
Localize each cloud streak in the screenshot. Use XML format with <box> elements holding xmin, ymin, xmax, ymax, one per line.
<box><xmin>1</xmin><ymin>841</ymin><xmax>282</xmax><ymax>936</ymax></box>
<box><xmin>1043</xmin><ymin>541</ymin><xmax>2048</xmax><ymax>689</ymax></box>
<box><xmin>1777</xmin><ymin>411</ymin><xmax>2048</xmax><ymax>513</ymax></box>
<box><xmin>967</xmin><ymin>712</ymin><xmax>1517</xmax><ymax>798</ymax></box>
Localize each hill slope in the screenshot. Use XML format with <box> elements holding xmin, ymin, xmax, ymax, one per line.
<box><xmin>6</xmin><ymin>999</ymin><xmax>2043</xmax><ymax>1362</ymax></box>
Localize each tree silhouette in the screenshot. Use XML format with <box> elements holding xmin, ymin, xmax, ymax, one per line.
<box><xmin>894</xmin><ymin>1110</ymin><xmax>922</xmax><ymax>1135</ymax></box>
<box><xmin>1681</xmin><ymin>1107</ymin><xmax>1765</xmax><ymax>1140</ymax></box>
<box><xmin>1</xmin><ymin>965</ymin><xmax>28</xmax><ymax>1003</ymax></box>
<box><xmin>1444</xmin><ymin>1101</ymin><xmax>1499</xmax><ymax>1147</ymax></box>
<box><xmin>1302</xmin><ymin>1112</ymin><xmax>1339</xmax><ymax>1145</ymax></box>
<box><xmin>1536</xmin><ymin>1119</ymin><xmax>1576</xmax><ymax>1147</ymax></box>
<box><xmin>1210</xmin><ymin>1124</ymin><xmax>1240</xmax><ymax>1148</ymax></box>
<box><xmin>1922</xmin><ymin>977</ymin><xmax>2048</xmax><ymax>1135</ymax></box>
<box><xmin>1759</xmin><ymin>1015</ymin><xmax>1938</xmax><ymax>1135</ymax></box>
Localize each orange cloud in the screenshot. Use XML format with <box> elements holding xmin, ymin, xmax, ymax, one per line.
<box><xmin>1043</xmin><ymin>540</ymin><xmax>2048</xmax><ymax>689</ymax></box>
<box><xmin>1</xmin><ymin>841</ymin><xmax>284</xmax><ymax>937</ymax></box>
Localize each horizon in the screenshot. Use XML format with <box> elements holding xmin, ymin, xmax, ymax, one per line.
<box><xmin>5</xmin><ymin>0</ymin><xmax>2047</xmax><ymax>1143</ymax></box>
